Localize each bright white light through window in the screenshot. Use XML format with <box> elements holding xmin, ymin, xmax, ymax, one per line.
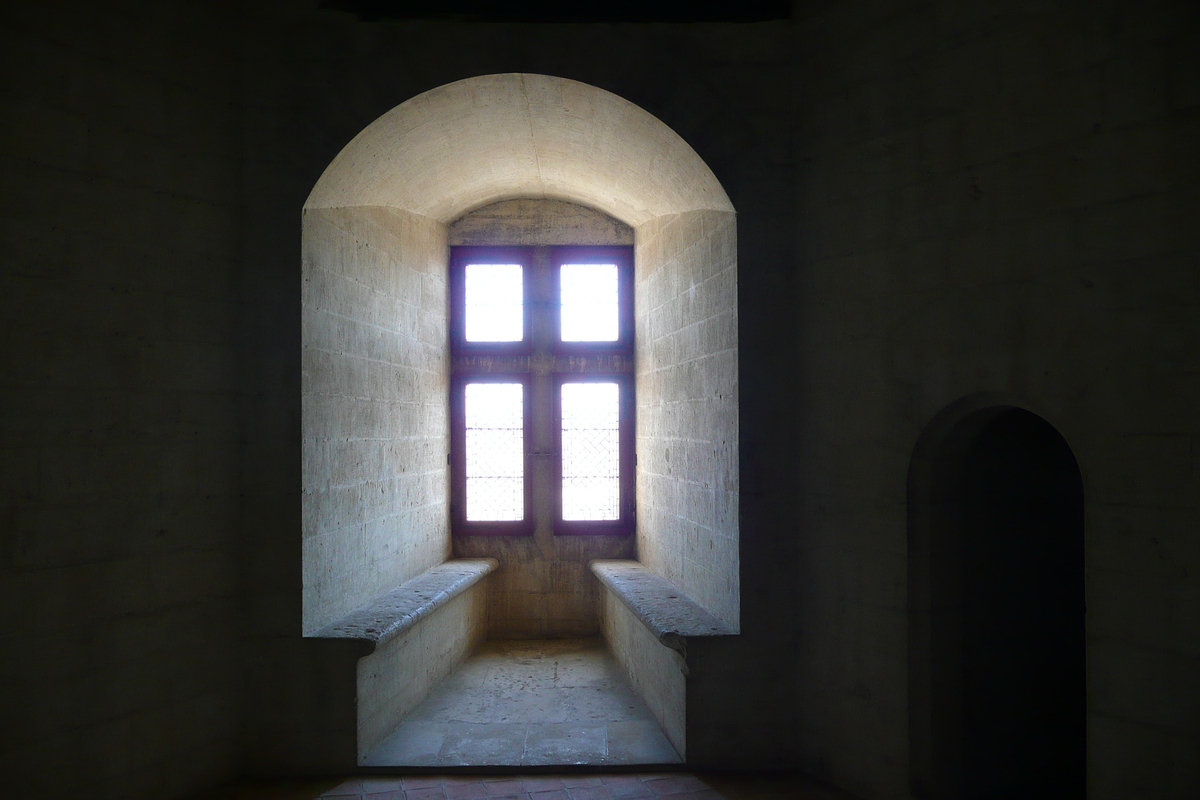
<box><xmin>466</xmin><ymin>263</ymin><xmax>523</xmax><ymax>342</ymax></box>
<box><xmin>465</xmin><ymin>383</ymin><xmax>523</xmax><ymax>521</ymax></box>
<box><xmin>561</xmin><ymin>382</ymin><xmax>620</xmax><ymax>520</ymax></box>
<box><xmin>560</xmin><ymin>264</ymin><xmax>618</xmax><ymax>342</ymax></box>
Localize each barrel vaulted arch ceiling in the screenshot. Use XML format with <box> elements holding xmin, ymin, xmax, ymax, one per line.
<box><xmin>304</xmin><ymin>73</ymin><xmax>734</xmax><ymax>225</ymax></box>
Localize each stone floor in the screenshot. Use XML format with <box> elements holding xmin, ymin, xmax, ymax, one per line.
<box><xmin>196</xmin><ymin>772</ymin><xmax>863</xmax><ymax>800</ymax></box>
<box><xmin>189</xmin><ymin>639</ymin><xmax>866</xmax><ymax>799</ymax></box>
<box><xmin>363</xmin><ymin>639</ymin><xmax>680</xmax><ymax>767</ymax></box>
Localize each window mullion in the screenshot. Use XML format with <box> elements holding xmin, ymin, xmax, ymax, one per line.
<box><xmin>528</xmin><ymin>247</ymin><xmax>557</xmax><ymax>539</ymax></box>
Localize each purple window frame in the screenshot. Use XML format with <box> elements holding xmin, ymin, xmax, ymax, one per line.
<box><xmin>449</xmin><ymin>246</ymin><xmax>533</xmax><ymax>357</ymax></box>
<box><xmin>551</xmin><ymin>245</ymin><xmax>634</xmax><ymax>357</ymax></box>
<box><xmin>450</xmin><ymin>244</ymin><xmax>634</xmax><ymax>538</ymax></box>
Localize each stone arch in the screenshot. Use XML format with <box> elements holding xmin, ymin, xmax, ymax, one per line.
<box><xmin>301</xmin><ymin>74</ymin><xmax>739</xmax><ymax>636</ymax></box>
<box><xmin>908</xmin><ymin>395</ymin><xmax>1086</xmax><ymax>799</ymax></box>
<box><xmin>305</xmin><ymin>73</ymin><xmax>734</xmax><ymax>224</ymax></box>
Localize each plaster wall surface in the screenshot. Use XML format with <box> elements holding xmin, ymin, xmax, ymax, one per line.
<box><xmin>791</xmin><ymin>2</ymin><xmax>1200</xmax><ymax>797</ymax></box>
<box><xmin>0</xmin><ymin>3</ymin><xmax>243</xmax><ymax>799</ymax></box>
<box><xmin>302</xmin><ymin>205</ymin><xmax>450</xmax><ymax>632</ymax></box>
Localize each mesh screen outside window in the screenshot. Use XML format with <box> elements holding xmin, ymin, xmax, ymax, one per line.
<box><xmin>464</xmin><ymin>382</ymin><xmax>524</xmax><ymax>521</ymax></box>
<box><xmin>560</xmin><ymin>382</ymin><xmax>620</xmax><ymax>520</ymax></box>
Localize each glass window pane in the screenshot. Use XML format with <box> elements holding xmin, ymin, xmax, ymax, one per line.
<box><xmin>560</xmin><ymin>263</ymin><xmax>618</xmax><ymax>342</ymax></box>
<box><xmin>561</xmin><ymin>382</ymin><xmax>620</xmax><ymax>521</ymax></box>
<box><xmin>465</xmin><ymin>383</ymin><xmax>523</xmax><ymax>521</ymax></box>
<box><xmin>465</xmin><ymin>263</ymin><xmax>523</xmax><ymax>342</ymax></box>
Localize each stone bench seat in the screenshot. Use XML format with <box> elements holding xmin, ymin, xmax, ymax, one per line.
<box><xmin>590</xmin><ymin>559</ymin><xmax>736</xmax><ymax>761</ymax></box>
<box><xmin>293</xmin><ymin>557</ymin><xmax>497</xmax><ymax>768</ymax></box>
<box><xmin>313</xmin><ymin>558</ymin><xmax>498</xmax><ymax>648</ymax></box>
<box><xmin>590</xmin><ymin>559</ymin><xmax>735</xmax><ymax>654</ymax></box>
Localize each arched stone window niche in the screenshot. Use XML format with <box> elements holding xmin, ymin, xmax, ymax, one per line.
<box><xmin>301</xmin><ymin>74</ymin><xmax>740</xmax><ymax>638</ymax></box>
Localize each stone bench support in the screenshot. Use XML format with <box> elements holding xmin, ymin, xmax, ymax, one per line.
<box><xmin>590</xmin><ymin>559</ymin><xmax>736</xmax><ymax>762</ymax></box>
<box><xmin>306</xmin><ymin>558</ymin><xmax>498</xmax><ymax>765</ymax></box>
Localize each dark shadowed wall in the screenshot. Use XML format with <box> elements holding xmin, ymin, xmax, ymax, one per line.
<box><xmin>1</xmin><ymin>2</ymin><xmax>1197</xmax><ymax>799</ymax></box>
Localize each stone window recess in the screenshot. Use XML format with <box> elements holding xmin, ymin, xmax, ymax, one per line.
<box><xmin>301</xmin><ymin>73</ymin><xmax>739</xmax><ymax>640</ymax></box>
<box><xmin>449</xmin><ymin>244</ymin><xmax>635</xmax><ymax>538</ymax></box>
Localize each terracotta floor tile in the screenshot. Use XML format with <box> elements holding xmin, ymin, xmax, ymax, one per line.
<box><xmin>643</xmin><ymin>776</ymin><xmax>712</xmax><ymax>796</ymax></box>
<box><xmin>528</xmin><ymin>790</ymin><xmax>570</xmax><ymax>800</ymax></box>
<box><xmin>520</xmin><ymin>777</ymin><xmax>565</xmax><ymax>792</ymax></box>
<box><xmin>444</xmin><ymin>782</ymin><xmax>488</xmax><ymax>799</ymax></box>
<box><xmin>605</xmin><ymin>782</ymin><xmax>654</xmax><ymax>799</ymax></box>
<box><xmin>406</xmin><ymin>786</ymin><xmax>449</xmax><ymax>800</ymax></box>
<box><xmin>402</xmin><ymin>777</ymin><xmax>447</xmax><ymax>790</ymax></box>
<box><xmin>484</xmin><ymin>779</ymin><xmax>527</xmax><ymax>796</ymax></box>
<box><xmin>566</xmin><ymin>786</ymin><xmax>613</xmax><ymax>800</ymax></box>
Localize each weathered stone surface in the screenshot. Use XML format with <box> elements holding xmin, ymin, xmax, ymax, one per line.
<box><xmin>305</xmin><ymin>74</ymin><xmax>734</xmax><ymax>225</ymax></box>
<box><xmin>602</xmin><ymin>587</ymin><xmax>689</xmax><ymax>759</ymax></box>
<box><xmin>355</xmin><ymin>578</ymin><xmax>489</xmax><ymax>762</ymax></box>
<box><xmin>635</xmin><ymin>209</ymin><xmax>740</xmax><ymax>631</ymax></box>
<box><xmin>591</xmin><ymin>560</ymin><xmax>736</xmax><ymax>654</ymax></box>
<box><xmin>314</xmin><ymin>558</ymin><xmax>497</xmax><ymax>648</ymax></box>
<box><xmin>302</xmin><ymin>205</ymin><xmax>451</xmax><ymax>634</ymax></box>
<box><xmin>449</xmin><ymin>198</ymin><xmax>633</xmax><ymax>246</ymax></box>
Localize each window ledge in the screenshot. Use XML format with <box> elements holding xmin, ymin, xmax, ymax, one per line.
<box><xmin>590</xmin><ymin>559</ymin><xmax>735</xmax><ymax>655</ymax></box>
<box><xmin>313</xmin><ymin>558</ymin><xmax>498</xmax><ymax>648</ymax></box>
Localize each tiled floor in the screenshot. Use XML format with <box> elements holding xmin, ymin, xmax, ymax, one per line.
<box><xmin>197</xmin><ymin>772</ymin><xmax>864</xmax><ymax>800</ymax></box>
<box><xmin>363</xmin><ymin>639</ymin><xmax>680</xmax><ymax>767</ymax></box>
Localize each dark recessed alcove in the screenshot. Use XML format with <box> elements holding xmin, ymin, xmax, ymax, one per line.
<box><xmin>910</xmin><ymin>404</ymin><xmax>1085</xmax><ymax>800</ymax></box>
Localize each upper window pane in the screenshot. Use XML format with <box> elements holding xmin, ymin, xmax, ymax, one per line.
<box><xmin>465</xmin><ymin>263</ymin><xmax>523</xmax><ymax>342</ymax></box>
<box><xmin>560</xmin><ymin>263</ymin><xmax>618</xmax><ymax>342</ymax></box>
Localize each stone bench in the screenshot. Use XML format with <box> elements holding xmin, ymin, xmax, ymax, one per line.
<box><xmin>314</xmin><ymin>558</ymin><xmax>498</xmax><ymax>646</ymax></box>
<box><xmin>589</xmin><ymin>559</ymin><xmax>736</xmax><ymax>762</ymax></box>
<box><xmin>590</xmin><ymin>560</ymin><xmax>735</xmax><ymax>655</ymax></box>
<box><xmin>298</xmin><ymin>558</ymin><xmax>498</xmax><ymax>768</ymax></box>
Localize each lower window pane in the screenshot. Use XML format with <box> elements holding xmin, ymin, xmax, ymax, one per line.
<box><xmin>465</xmin><ymin>383</ymin><xmax>524</xmax><ymax>521</ymax></box>
<box><xmin>561</xmin><ymin>382</ymin><xmax>620</xmax><ymax>521</ymax></box>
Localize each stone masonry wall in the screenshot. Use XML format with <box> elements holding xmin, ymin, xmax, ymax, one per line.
<box><xmin>635</xmin><ymin>210</ymin><xmax>740</xmax><ymax>629</ymax></box>
<box><xmin>302</xmin><ymin>206</ymin><xmax>450</xmax><ymax>632</ymax></box>
<box><xmin>2</xmin><ymin>3</ymin><xmax>1197</xmax><ymax>800</ymax></box>
<box><xmin>0</xmin><ymin>3</ymin><xmax>243</xmax><ymax>798</ymax></box>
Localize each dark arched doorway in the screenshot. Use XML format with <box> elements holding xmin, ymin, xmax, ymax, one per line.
<box><xmin>909</xmin><ymin>403</ymin><xmax>1085</xmax><ymax>799</ymax></box>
